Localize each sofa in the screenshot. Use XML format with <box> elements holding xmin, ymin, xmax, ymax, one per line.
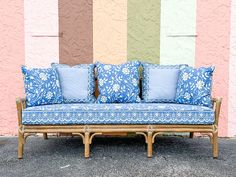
<box><xmin>16</xmin><ymin>62</ymin><xmax>222</xmax><ymax>159</ymax></box>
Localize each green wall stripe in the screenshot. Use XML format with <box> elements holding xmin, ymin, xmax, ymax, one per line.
<box><xmin>127</xmin><ymin>0</ymin><xmax>161</xmax><ymax>63</ymax></box>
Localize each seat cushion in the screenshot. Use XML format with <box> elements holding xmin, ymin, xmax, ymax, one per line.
<box><xmin>22</xmin><ymin>103</ymin><xmax>214</xmax><ymax>125</ymax></box>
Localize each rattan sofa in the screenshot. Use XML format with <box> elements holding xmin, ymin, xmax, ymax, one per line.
<box><xmin>16</xmin><ymin>95</ymin><xmax>222</xmax><ymax>159</ymax></box>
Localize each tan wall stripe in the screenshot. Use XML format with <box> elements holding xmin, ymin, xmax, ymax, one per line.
<box><xmin>127</xmin><ymin>0</ymin><xmax>161</xmax><ymax>63</ymax></box>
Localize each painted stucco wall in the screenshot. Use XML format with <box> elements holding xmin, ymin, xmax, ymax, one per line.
<box><xmin>93</xmin><ymin>0</ymin><xmax>127</xmax><ymax>64</ymax></box>
<box><xmin>24</xmin><ymin>0</ymin><xmax>59</xmax><ymax>67</ymax></box>
<box><xmin>0</xmin><ymin>0</ymin><xmax>24</xmax><ymax>135</ymax></box>
<box><xmin>127</xmin><ymin>0</ymin><xmax>160</xmax><ymax>63</ymax></box>
<box><xmin>195</xmin><ymin>0</ymin><xmax>231</xmax><ymax>136</ymax></box>
<box><xmin>228</xmin><ymin>0</ymin><xmax>236</xmax><ymax>137</ymax></box>
<box><xmin>0</xmin><ymin>0</ymin><xmax>236</xmax><ymax>137</ymax></box>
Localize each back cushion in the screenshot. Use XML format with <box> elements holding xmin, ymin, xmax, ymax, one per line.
<box><xmin>96</xmin><ymin>61</ymin><xmax>141</xmax><ymax>103</ymax></box>
<box><xmin>175</xmin><ymin>66</ymin><xmax>214</xmax><ymax>107</ymax></box>
<box><xmin>22</xmin><ymin>65</ymin><xmax>63</xmax><ymax>107</ymax></box>
<box><xmin>142</xmin><ymin>63</ymin><xmax>187</xmax><ymax>102</ymax></box>
<box><xmin>51</xmin><ymin>63</ymin><xmax>95</xmax><ymax>103</ymax></box>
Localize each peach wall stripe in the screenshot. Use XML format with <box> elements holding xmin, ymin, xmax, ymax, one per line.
<box><xmin>160</xmin><ymin>0</ymin><xmax>196</xmax><ymax>66</ymax></box>
<box><xmin>228</xmin><ymin>0</ymin><xmax>236</xmax><ymax>137</ymax></box>
<box><xmin>93</xmin><ymin>0</ymin><xmax>127</xmax><ymax>64</ymax></box>
<box><xmin>59</xmin><ymin>0</ymin><xmax>93</xmax><ymax>65</ymax></box>
<box><xmin>24</xmin><ymin>0</ymin><xmax>59</xmax><ymax>67</ymax></box>
<box><xmin>0</xmin><ymin>1</ymin><xmax>24</xmax><ymax>135</ymax></box>
<box><xmin>195</xmin><ymin>0</ymin><xmax>231</xmax><ymax>137</ymax></box>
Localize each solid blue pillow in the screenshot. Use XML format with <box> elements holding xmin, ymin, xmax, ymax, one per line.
<box><xmin>175</xmin><ymin>66</ymin><xmax>214</xmax><ymax>107</ymax></box>
<box><xmin>51</xmin><ymin>63</ymin><xmax>95</xmax><ymax>103</ymax></box>
<box><xmin>142</xmin><ymin>63</ymin><xmax>187</xmax><ymax>102</ymax></box>
<box><xmin>22</xmin><ymin>66</ymin><xmax>63</xmax><ymax>107</ymax></box>
<box><xmin>96</xmin><ymin>61</ymin><xmax>141</xmax><ymax>103</ymax></box>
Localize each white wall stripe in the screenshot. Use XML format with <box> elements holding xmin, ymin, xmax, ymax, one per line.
<box><xmin>160</xmin><ymin>0</ymin><xmax>196</xmax><ymax>66</ymax></box>
<box><xmin>24</xmin><ymin>0</ymin><xmax>59</xmax><ymax>67</ymax></box>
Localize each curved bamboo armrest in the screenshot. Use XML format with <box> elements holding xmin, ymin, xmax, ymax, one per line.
<box><xmin>16</xmin><ymin>97</ymin><xmax>26</xmax><ymax>126</ymax></box>
<box><xmin>212</xmin><ymin>97</ymin><xmax>222</xmax><ymax>126</ymax></box>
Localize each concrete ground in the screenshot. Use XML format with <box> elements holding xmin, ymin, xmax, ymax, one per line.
<box><xmin>0</xmin><ymin>135</ymin><xmax>236</xmax><ymax>177</ymax></box>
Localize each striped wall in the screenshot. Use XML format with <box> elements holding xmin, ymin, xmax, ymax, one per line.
<box><xmin>127</xmin><ymin>0</ymin><xmax>161</xmax><ymax>63</ymax></box>
<box><xmin>195</xmin><ymin>0</ymin><xmax>231</xmax><ymax>136</ymax></box>
<box><xmin>93</xmin><ymin>0</ymin><xmax>127</xmax><ymax>64</ymax></box>
<box><xmin>228</xmin><ymin>0</ymin><xmax>236</xmax><ymax>137</ymax></box>
<box><xmin>160</xmin><ymin>0</ymin><xmax>196</xmax><ymax>66</ymax></box>
<box><xmin>24</xmin><ymin>0</ymin><xmax>59</xmax><ymax>67</ymax></box>
<box><xmin>59</xmin><ymin>0</ymin><xmax>93</xmax><ymax>65</ymax></box>
<box><xmin>1</xmin><ymin>0</ymin><xmax>236</xmax><ymax>136</ymax></box>
<box><xmin>0</xmin><ymin>0</ymin><xmax>24</xmax><ymax>135</ymax></box>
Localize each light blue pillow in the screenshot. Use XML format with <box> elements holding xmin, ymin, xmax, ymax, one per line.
<box><xmin>51</xmin><ymin>63</ymin><xmax>95</xmax><ymax>103</ymax></box>
<box><xmin>175</xmin><ymin>66</ymin><xmax>214</xmax><ymax>107</ymax></box>
<box><xmin>22</xmin><ymin>66</ymin><xmax>63</xmax><ymax>107</ymax></box>
<box><xmin>96</xmin><ymin>61</ymin><xmax>141</xmax><ymax>103</ymax></box>
<box><xmin>142</xmin><ymin>63</ymin><xmax>187</xmax><ymax>103</ymax></box>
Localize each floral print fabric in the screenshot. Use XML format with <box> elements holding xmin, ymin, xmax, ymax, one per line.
<box><xmin>96</xmin><ymin>61</ymin><xmax>141</xmax><ymax>103</ymax></box>
<box><xmin>22</xmin><ymin>66</ymin><xmax>63</xmax><ymax>107</ymax></box>
<box><xmin>22</xmin><ymin>103</ymin><xmax>215</xmax><ymax>125</ymax></box>
<box><xmin>175</xmin><ymin>66</ymin><xmax>214</xmax><ymax>107</ymax></box>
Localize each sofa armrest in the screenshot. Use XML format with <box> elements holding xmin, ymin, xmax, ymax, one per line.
<box><xmin>212</xmin><ymin>97</ymin><xmax>222</xmax><ymax>126</ymax></box>
<box><xmin>16</xmin><ymin>97</ymin><xmax>26</xmax><ymax>126</ymax></box>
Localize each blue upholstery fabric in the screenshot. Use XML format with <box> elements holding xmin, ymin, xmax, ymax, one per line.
<box><xmin>175</xmin><ymin>66</ymin><xmax>214</xmax><ymax>107</ymax></box>
<box><xmin>22</xmin><ymin>66</ymin><xmax>63</xmax><ymax>107</ymax></box>
<box><xmin>96</xmin><ymin>61</ymin><xmax>141</xmax><ymax>103</ymax></box>
<box><xmin>22</xmin><ymin>103</ymin><xmax>214</xmax><ymax>125</ymax></box>
<box><xmin>142</xmin><ymin>64</ymin><xmax>187</xmax><ymax>103</ymax></box>
<box><xmin>51</xmin><ymin>63</ymin><xmax>95</xmax><ymax>103</ymax></box>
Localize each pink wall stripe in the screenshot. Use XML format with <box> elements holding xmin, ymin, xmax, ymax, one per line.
<box><xmin>0</xmin><ymin>1</ymin><xmax>24</xmax><ymax>135</ymax></box>
<box><xmin>228</xmin><ymin>0</ymin><xmax>236</xmax><ymax>137</ymax></box>
<box><xmin>195</xmin><ymin>0</ymin><xmax>231</xmax><ymax>137</ymax></box>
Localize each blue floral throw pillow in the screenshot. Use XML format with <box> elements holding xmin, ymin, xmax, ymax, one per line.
<box><xmin>22</xmin><ymin>66</ymin><xmax>63</xmax><ymax>107</ymax></box>
<box><xmin>96</xmin><ymin>61</ymin><xmax>141</xmax><ymax>103</ymax></box>
<box><xmin>175</xmin><ymin>66</ymin><xmax>214</xmax><ymax>107</ymax></box>
<box><xmin>51</xmin><ymin>63</ymin><xmax>96</xmax><ymax>103</ymax></box>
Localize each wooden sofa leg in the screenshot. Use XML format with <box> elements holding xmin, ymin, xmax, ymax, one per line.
<box><xmin>18</xmin><ymin>131</ymin><xmax>24</xmax><ymax>159</ymax></box>
<box><xmin>84</xmin><ymin>132</ymin><xmax>90</xmax><ymax>158</ymax></box>
<box><xmin>147</xmin><ymin>132</ymin><xmax>153</xmax><ymax>158</ymax></box>
<box><xmin>212</xmin><ymin>131</ymin><xmax>218</xmax><ymax>159</ymax></box>
<box><xmin>189</xmin><ymin>132</ymin><xmax>194</xmax><ymax>138</ymax></box>
<box><xmin>43</xmin><ymin>133</ymin><xmax>48</xmax><ymax>140</ymax></box>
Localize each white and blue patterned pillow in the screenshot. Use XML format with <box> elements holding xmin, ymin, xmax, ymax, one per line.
<box><xmin>175</xmin><ymin>66</ymin><xmax>214</xmax><ymax>107</ymax></box>
<box><xmin>51</xmin><ymin>63</ymin><xmax>96</xmax><ymax>103</ymax></box>
<box><xmin>22</xmin><ymin>66</ymin><xmax>63</xmax><ymax>107</ymax></box>
<box><xmin>142</xmin><ymin>63</ymin><xmax>187</xmax><ymax>103</ymax></box>
<box><xmin>96</xmin><ymin>61</ymin><xmax>141</xmax><ymax>103</ymax></box>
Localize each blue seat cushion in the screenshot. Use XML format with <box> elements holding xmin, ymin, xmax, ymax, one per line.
<box><xmin>22</xmin><ymin>103</ymin><xmax>215</xmax><ymax>125</ymax></box>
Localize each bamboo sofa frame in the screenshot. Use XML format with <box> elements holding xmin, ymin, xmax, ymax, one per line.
<box><xmin>16</xmin><ymin>97</ymin><xmax>222</xmax><ymax>159</ymax></box>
